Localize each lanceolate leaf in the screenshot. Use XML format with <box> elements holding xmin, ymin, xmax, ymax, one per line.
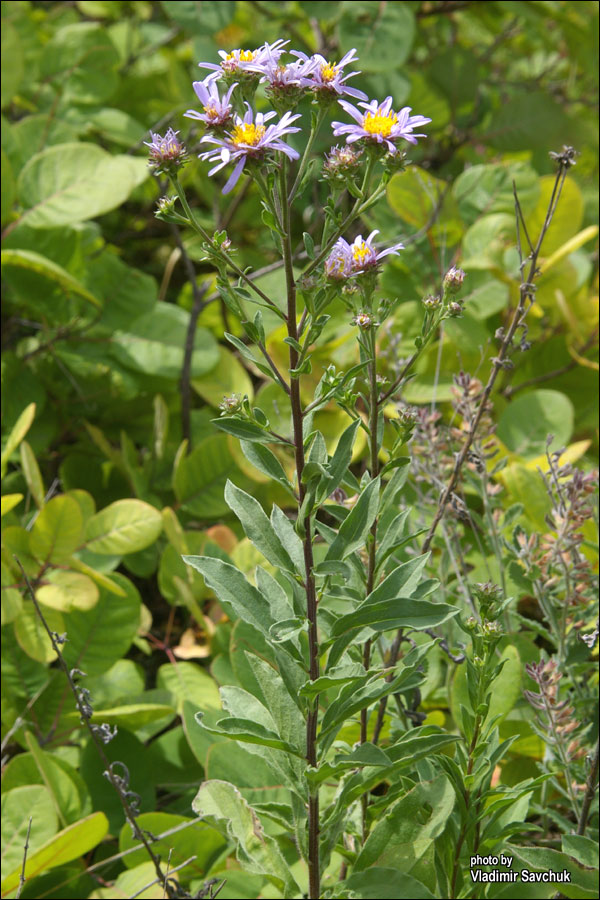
<box><xmin>325</xmin><ymin>476</ymin><xmax>380</xmax><ymax>561</ymax></box>
<box><xmin>224</xmin><ymin>481</ymin><xmax>297</xmax><ymax>574</ymax></box>
<box><xmin>330</xmin><ymin>596</ymin><xmax>459</xmax><ymax>638</ymax></box>
<box><xmin>182</xmin><ymin>556</ymin><xmax>273</xmax><ymax>636</ymax></box>
<box><xmin>192</xmin><ymin>780</ymin><xmax>301</xmax><ymax>898</ymax></box>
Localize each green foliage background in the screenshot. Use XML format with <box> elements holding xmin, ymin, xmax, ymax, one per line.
<box><xmin>1</xmin><ymin>1</ymin><xmax>598</xmax><ymax>898</ymax></box>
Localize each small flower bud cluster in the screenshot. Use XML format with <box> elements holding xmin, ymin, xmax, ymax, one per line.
<box><xmin>144</xmin><ymin>128</ymin><xmax>188</xmax><ymax>177</ymax></box>
<box><xmin>323</xmin><ymin>144</ymin><xmax>363</xmax><ymax>184</ymax></box>
<box><xmin>219</xmin><ymin>393</ymin><xmax>244</xmax><ymax>415</ymax></box>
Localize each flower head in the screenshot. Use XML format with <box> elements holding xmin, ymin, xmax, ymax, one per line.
<box><xmin>198</xmin><ymin>105</ymin><xmax>301</xmax><ymax>194</ymax></box>
<box><xmin>185</xmin><ymin>74</ymin><xmax>237</xmax><ymax>128</ymax></box>
<box><xmin>292</xmin><ymin>48</ymin><xmax>368</xmax><ymax>101</ymax></box>
<box><xmin>325</xmin><ymin>231</ymin><xmax>403</xmax><ymax>280</ymax></box>
<box><xmin>144</xmin><ymin>128</ymin><xmax>187</xmax><ymax>175</ymax></box>
<box><xmin>198</xmin><ymin>40</ymin><xmax>288</xmax><ymax>77</ymax></box>
<box><xmin>325</xmin><ymin>238</ymin><xmax>354</xmax><ymax>280</ymax></box>
<box><xmin>349</xmin><ymin>231</ymin><xmax>404</xmax><ymax>273</ymax></box>
<box><xmin>323</xmin><ymin>144</ymin><xmax>362</xmax><ymax>182</ymax></box>
<box><xmin>352</xmin><ymin>310</ymin><xmax>378</xmax><ymax>330</ymax></box>
<box><xmin>332</xmin><ymin>96</ymin><xmax>431</xmax><ymax>153</ymax></box>
<box><xmin>443</xmin><ymin>265</ymin><xmax>466</xmax><ymax>294</ymax></box>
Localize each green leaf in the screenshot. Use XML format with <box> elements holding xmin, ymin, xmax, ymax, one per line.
<box><xmin>1</xmin><ymin>21</ymin><xmax>23</xmax><ymax>108</ymax></box>
<box><xmin>331</xmin><ymin>596</ymin><xmax>459</xmax><ymax>637</ymax></box>
<box><xmin>1</xmin><ymin>811</ymin><xmax>108</xmax><ymax>895</ymax></box>
<box><xmin>192</xmin><ymin>780</ymin><xmax>300</xmax><ymax>898</ymax></box>
<box><xmin>1</xmin><ymin>401</ymin><xmax>36</xmax><ymax>478</ymax></box>
<box><xmin>18</xmin><ymin>143</ymin><xmax>148</xmax><ymax>228</ymax></box>
<box><xmin>156</xmin><ymin>661</ymin><xmax>221</xmax><ymax>714</ymax></box>
<box><xmin>245</xmin><ymin>654</ymin><xmax>305</xmax><ymax>753</ymax></box>
<box><xmin>19</xmin><ymin>440</ymin><xmax>45</xmax><ymax>509</ymax></box>
<box><xmin>1</xmin><ymin>494</ymin><xmax>23</xmax><ymax>516</ymax></box>
<box><xmin>111</xmin><ymin>303</ymin><xmax>218</xmax><ymax>379</ymax></box>
<box><xmin>183</xmin><ymin>556</ymin><xmax>273</xmax><ymax>637</ymax></box>
<box><xmin>1</xmin><ymin>785</ymin><xmax>59</xmax><ymax>885</ymax></box>
<box><xmin>240</xmin><ymin>441</ymin><xmax>294</xmax><ymax>493</ymax></box>
<box><xmin>507</xmin><ymin>844</ymin><xmax>599</xmax><ymax>897</ymax></box>
<box><xmin>2</xmin><ymin>743</ymin><xmax>90</xmax><ymax>827</ymax></box>
<box><xmin>174</xmin><ymin>434</ymin><xmax>240</xmax><ymax>519</ymax></box>
<box><xmin>84</xmin><ymin>499</ymin><xmax>162</xmax><ymax>555</ymax></box>
<box><xmin>67</xmin><ymin>702</ymin><xmax>175</xmax><ymax>730</ymax></box>
<box><xmin>161</xmin><ymin>0</ymin><xmax>236</xmax><ymax>33</ymax></box>
<box><xmin>36</xmin><ymin>570</ymin><xmax>99</xmax><ymax>612</ymax></box>
<box><xmin>496</xmin><ymin>390</ymin><xmax>574</xmax><ymax>459</ymax></box>
<box><xmin>325</xmin><ymin>476</ymin><xmax>380</xmax><ymax>561</ymax></box>
<box><xmin>60</xmin><ymin>572</ymin><xmax>141</xmax><ymax>676</ymax></box>
<box><xmin>340</xmin><ymin>868</ymin><xmax>436</xmax><ymax>899</ymax></box>
<box><xmin>224</xmin><ymin>481</ymin><xmax>297</xmax><ymax>574</ymax></box>
<box><xmin>354</xmin><ymin>774</ymin><xmax>454</xmax><ymax>873</ymax></box>
<box><xmin>41</xmin><ymin>22</ymin><xmax>120</xmax><ymax>105</ymax></box>
<box><xmin>212</xmin><ymin>417</ymin><xmax>272</xmax><ymax>442</ymax></box>
<box><xmin>1</xmin><ymin>249</ymin><xmax>102</xmax><ymax>309</ymax></box>
<box><xmin>30</xmin><ymin>495</ymin><xmax>84</xmax><ymax>564</ymax></box>
<box><xmin>338</xmin><ymin>2</ymin><xmax>415</xmax><ymax>71</ymax></box>
<box><xmin>485</xmin><ymin>91</ymin><xmax>571</xmax><ymax>152</ymax></box>
<box><xmin>562</xmin><ymin>834</ymin><xmax>599</xmax><ymax>870</ymax></box>
<box><xmin>197</xmin><ymin>712</ymin><xmax>304</xmax><ymax>757</ymax></box>
<box><xmin>451</xmin><ymin>645</ymin><xmax>521</xmax><ymax>732</ymax></box>
<box><xmin>318</xmin><ymin>418</ymin><xmax>360</xmax><ymax>501</ymax></box>
<box><xmin>387</xmin><ymin>167</ymin><xmax>461</xmax><ymax>245</ymax></box>
<box><xmin>118</xmin><ymin>813</ymin><xmax>227</xmax><ymax>881</ymax></box>
<box><xmin>452</xmin><ymin>162</ymin><xmax>540</xmax><ymax>223</ymax></box>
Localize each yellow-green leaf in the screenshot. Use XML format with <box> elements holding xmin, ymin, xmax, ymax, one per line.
<box><xmin>0</xmin><ymin>811</ymin><xmax>108</xmax><ymax>894</ymax></box>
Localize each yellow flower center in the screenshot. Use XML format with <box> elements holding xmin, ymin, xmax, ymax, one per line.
<box><xmin>352</xmin><ymin>241</ymin><xmax>371</xmax><ymax>264</ymax></box>
<box><xmin>225</xmin><ymin>49</ymin><xmax>255</xmax><ymax>63</ymax></box>
<box><xmin>231</xmin><ymin>122</ymin><xmax>266</xmax><ymax>147</ymax></box>
<box><xmin>363</xmin><ymin>109</ymin><xmax>398</xmax><ymax>137</ymax></box>
<box><xmin>320</xmin><ymin>61</ymin><xmax>338</xmax><ymax>82</ymax></box>
<box><xmin>203</xmin><ymin>105</ymin><xmax>218</xmax><ymax>120</ymax></box>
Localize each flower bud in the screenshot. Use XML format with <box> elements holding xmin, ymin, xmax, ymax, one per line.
<box><xmin>443</xmin><ymin>266</ymin><xmax>466</xmax><ymax>294</ymax></box>
<box><xmin>144</xmin><ymin>128</ymin><xmax>188</xmax><ymax>177</ymax></box>
<box><xmin>351</xmin><ymin>311</ymin><xmax>377</xmax><ymax>330</ymax></box>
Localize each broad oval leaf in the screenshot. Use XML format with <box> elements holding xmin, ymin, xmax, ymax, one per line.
<box><xmin>85</xmin><ymin>499</ymin><xmax>162</xmax><ymax>555</ymax></box>
<box><xmin>30</xmin><ymin>495</ymin><xmax>84</xmax><ymax>564</ymax></box>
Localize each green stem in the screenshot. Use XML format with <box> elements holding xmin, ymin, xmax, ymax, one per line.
<box><xmin>289</xmin><ymin>107</ymin><xmax>327</xmax><ymax>203</ymax></box>
<box><xmin>360</xmin><ymin>324</ymin><xmax>380</xmax><ymax>841</ymax></box>
<box><xmin>279</xmin><ymin>160</ymin><xmax>321</xmax><ymax>900</ymax></box>
<box><xmin>171</xmin><ymin>177</ymin><xmax>279</xmax><ymax>311</ymax></box>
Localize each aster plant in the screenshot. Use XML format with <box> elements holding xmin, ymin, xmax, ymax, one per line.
<box><xmin>142</xmin><ymin>37</ymin><xmax>584</xmax><ymax>900</ymax></box>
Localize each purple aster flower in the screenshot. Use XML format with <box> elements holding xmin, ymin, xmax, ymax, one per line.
<box><xmin>292</xmin><ymin>48</ymin><xmax>368</xmax><ymax>101</ymax></box>
<box><xmin>144</xmin><ymin>128</ymin><xmax>187</xmax><ymax>175</ymax></box>
<box><xmin>198</xmin><ymin>40</ymin><xmax>288</xmax><ymax>76</ymax></box>
<box><xmin>349</xmin><ymin>231</ymin><xmax>404</xmax><ymax>273</ymax></box>
<box><xmin>185</xmin><ymin>74</ymin><xmax>237</xmax><ymax>127</ymax></box>
<box><xmin>198</xmin><ymin>105</ymin><xmax>301</xmax><ymax>194</ymax></box>
<box><xmin>332</xmin><ymin>96</ymin><xmax>432</xmax><ymax>152</ymax></box>
<box><xmin>248</xmin><ymin>48</ymin><xmax>317</xmax><ymax>89</ymax></box>
<box><xmin>325</xmin><ymin>238</ymin><xmax>354</xmax><ymax>280</ymax></box>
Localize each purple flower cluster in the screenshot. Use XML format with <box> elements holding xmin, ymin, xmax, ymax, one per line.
<box><xmin>149</xmin><ymin>39</ymin><xmax>431</xmax><ymax>231</ymax></box>
<box><xmin>325</xmin><ymin>231</ymin><xmax>404</xmax><ymax>280</ymax></box>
